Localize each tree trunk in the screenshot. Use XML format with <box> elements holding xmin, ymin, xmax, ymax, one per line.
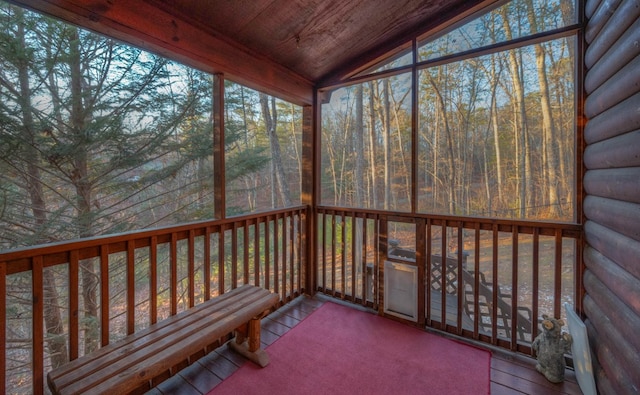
<box><xmin>489</xmin><ymin>54</ymin><xmax>504</xmax><ymax>208</ymax></box>
<box><xmin>259</xmin><ymin>94</ymin><xmax>292</xmax><ymax>207</ymax></box>
<box><xmin>429</xmin><ymin>74</ymin><xmax>455</xmax><ymax>215</ymax></box>
<box><xmin>368</xmin><ymin>82</ymin><xmax>378</xmax><ymax>208</ymax></box>
<box><xmin>526</xmin><ymin>1</ymin><xmax>562</xmax><ymax>218</ymax></box>
<box><xmin>67</xmin><ymin>27</ymin><xmax>100</xmax><ymax>354</ymax></box>
<box><xmin>502</xmin><ymin>8</ymin><xmax>530</xmax><ymax>218</ymax></box>
<box><xmin>382</xmin><ymin>81</ymin><xmax>391</xmax><ymax>210</ymax></box>
<box><xmin>14</xmin><ymin>11</ymin><xmax>69</xmax><ymax>368</ymax></box>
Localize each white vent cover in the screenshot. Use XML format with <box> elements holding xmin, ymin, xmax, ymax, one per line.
<box><xmin>565</xmin><ymin>303</ymin><xmax>596</xmax><ymax>395</ymax></box>
<box><xmin>384</xmin><ymin>260</ymin><xmax>418</xmax><ymax>321</ymax></box>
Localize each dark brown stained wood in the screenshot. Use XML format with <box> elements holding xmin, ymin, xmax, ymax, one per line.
<box><xmin>584</xmin><ymin>0</ymin><xmax>640</xmax><ymax>68</ymax></box>
<box><xmin>218</xmin><ymin>231</ymin><xmax>225</xmax><ymax>295</ymax></box>
<box><xmin>584</xmin><ymin>247</ymin><xmax>640</xmax><ymax>316</ymax></box>
<box><xmin>231</xmin><ymin>224</ymin><xmax>238</xmax><ymax>290</ymax></box>
<box><xmin>147</xmin><ymin>0</ymin><xmax>488</xmax><ymax>85</ymax></box>
<box><xmin>583</xmin><ymin>271</ymin><xmax>640</xmax><ymax>354</ymax></box>
<box><xmin>49</xmin><ymin>285</ymin><xmax>265</xmax><ymax>381</ymax></box>
<box><xmin>0</xmin><ymin>263</ymin><xmax>5</xmax><ymax>394</ymax></box>
<box><xmin>48</xmin><ymin>285</ymin><xmax>278</xmax><ymax>395</ymax></box>
<box><xmin>8</xmin><ymin>0</ymin><xmax>314</xmax><ymax>105</ymax></box>
<box><xmin>584</xmin><ymin>92</ymin><xmax>640</xmax><ymax>144</ymax></box>
<box><xmin>150</xmin><ymin>236</ymin><xmax>159</xmax><ymax>323</ymax></box>
<box><xmin>585</xmin><ymin>54</ymin><xmax>640</xmax><ymax>118</ymax></box>
<box><xmin>243</xmin><ymin>221</ymin><xmax>250</xmax><ymax>285</ymax></box>
<box><xmin>584</xmin><ymin>129</ymin><xmax>640</xmax><ymax>169</ymax></box>
<box><xmin>584</xmin><ymin>17</ymin><xmax>640</xmax><ymax>93</ymax></box>
<box><xmin>188</xmin><ymin>230</ymin><xmax>196</xmax><ymax>304</ymax></box>
<box><xmin>170</xmin><ymin>233</ymin><xmax>178</xmax><ymax>316</ymax></box>
<box><xmin>585</xmin><ymin>0</ymin><xmax>622</xmax><ymax>43</ymax></box>
<box><xmin>584</xmin><ymin>221</ymin><xmax>640</xmax><ymax>280</ymax></box>
<box><xmin>584</xmin><ymin>196</ymin><xmax>640</xmax><ymax>241</ymax></box>
<box><xmin>127</xmin><ymin>240</ymin><xmax>135</xmax><ymax>335</ymax></box>
<box><xmin>99</xmin><ymin>245</ymin><xmax>110</xmax><ymax>347</ymax></box>
<box><xmin>583</xmin><ymin>168</ymin><xmax>640</xmax><ymax>203</ymax></box>
<box><xmin>583</xmin><ymin>302</ymin><xmax>640</xmax><ymax>395</ymax></box>
<box><xmin>33</xmin><ymin>257</ymin><xmax>44</xmax><ymax>395</ymax></box>
<box><xmin>68</xmin><ymin>251</ymin><xmax>79</xmax><ymax>361</ymax></box>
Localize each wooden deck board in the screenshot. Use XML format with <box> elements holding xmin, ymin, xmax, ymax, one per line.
<box><xmin>149</xmin><ymin>295</ymin><xmax>582</xmax><ymax>395</ymax></box>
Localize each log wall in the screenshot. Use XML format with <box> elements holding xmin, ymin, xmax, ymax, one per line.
<box><xmin>583</xmin><ymin>1</ymin><xmax>640</xmax><ymax>394</ymax></box>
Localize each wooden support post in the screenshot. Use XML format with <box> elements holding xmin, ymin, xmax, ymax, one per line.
<box><xmin>229</xmin><ymin>312</ymin><xmax>270</xmax><ymax>367</ymax></box>
<box><xmin>248</xmin><ymin>318</ymin><xmax>261</xmax><ymax>352</ymax></box>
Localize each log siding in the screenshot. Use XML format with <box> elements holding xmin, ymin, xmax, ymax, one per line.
<box><xmin>584</xmin><ymin>0</ymin><xmax>640</xmax><ymax>394</ymax></box>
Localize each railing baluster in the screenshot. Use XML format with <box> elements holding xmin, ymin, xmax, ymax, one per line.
<box><xmin>265</xmin><ymin>216</ymin><xmax>271</xmax><ymax>292</ymax></box>
<box><xmin>69</xmin><ymin>250</ymin><xmax>79</xmax><ymax>360</ymax></box>
<box><xmin>473</xmin><ymin>223</ymin><xmax>480</xmax><ymax>339</ymax></box>
<box><xmin>218</xmin><ymin>229</ymin><xmax>225</xmax><ymax>295</ymax></box>
<box><xmin>511</xmin><ymin>225</ymin><xmax>519</xmax><ymax>350</ymax></box>
<box><xmin>282</xmin><ymin>213</ymin><xmax>287</xmax><ymax>299</ymax></box>
<box><xmin>331</xmin><ymin>211</ymin><xmax>336</xmax><ymax>297</ymax></box>
<box><xmin>289</xmin><ymin>213</ymin><xmax>295</xmax><ymax>299</ymax></box>
<box><xmin>532</xmin><ymin>228</ymin><xmax>540</xmax><ymax>342</ymax></box>
<box><xmin>244</xmin><ymin>220</ymin><xmax>250</xmax><ymax>285</ymax></box>
<box><xmin>273</xmin><ymin>214</ymin><xmax>280</xmax><ymax>294</ymax></box>
<box><xmin>170</xmin><ymin>233</ymin><xmax>178</xmax><ymax>315</ymax></box>
<box><xmin>204</xmin><ymin>228</ymin><xmax>211</xmax><ymax>299</ymax></box>
<box><xmin>188</xmin><ymin>229</ymin><xmax>195</xmax><ymax>306</ymax></box>
<box><xmin>231</xmin><ymin>223</ymin><xmax>238</xmax><ymax>290</ymax></box>
<box><xmin>254</xmin><ymin>220</ymin><xmax>260</xmax><ymax>288</ymax></box>
<box><xmin>360</xmin><ymin>213</ymin><xmax>367</xmax><ymax>306</ymax></box>
<box><xmin>127</xmin><ymin>240</ymin><xmax>135</xmax><ymax>335</ymax></box>
<box><xmin>426</xmin><ymin>218</ymin><xmax>432</xmax><ymax>326</ymax></box>
<box><xmin>457</xmin><ymin>221</ymin><xmax>463</xmax><ymax>334</ymax></box>
<box><xmin>341</xmin><ymin>211</ymin><xmax>346</xmax><ymax>299</ymax></box>
<box><xmin>321</xmin><ymin>210</ymin><xmax>326</xmax><ymax>292</ymax></box>
<box><xmin>441</xmin><ymin>221</ymin><xmax>447</xmax><ymax>329</ymax></box>
<box><xmin>351</xmin><ymin>212</ymin><xmax>357</xmax><ymax>303</ymax></box>
<box><xmin>554</xmin><ymin>229</ymin><xmax>562</xmax><ymax>318</ymax></box>
<box><xmin>0</xmin><ymin>262</ymin><xmax>5</xmax><ymax>395</ymax></box>
<box><xmin>150</xmin><ymin>236</ymin><xmax>158</xmax><ymax>324</ymax></box>
<box><xmin>32</xmin><ymin>256</ymin><xmax>44</xmax><ymax>395</ymax></box>
<box><xmin>100</xmin><ymin>245</ymin><xmax>110</xmax><ymax>347</ymax></box>
<box><xmin>491</xmin><ymin>223</ymin><xmax>498</xmax><ymax>345</ymax></box>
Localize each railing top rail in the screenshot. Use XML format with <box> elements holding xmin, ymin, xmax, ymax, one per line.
<box><xmin>315</xmin><ymin>205</ymin><xmax>582</xmax><ymax>235</ymax></box>
<box><xmin>0</xmin><ymin>205</ymin><xmax>308</xmax><ymax>273</ymax></box>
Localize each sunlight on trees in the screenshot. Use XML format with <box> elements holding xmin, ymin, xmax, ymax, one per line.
<box><xmin>321</xmin><ymin>0</ymin><xmax>576</xmax><ymax>222</ymax></box>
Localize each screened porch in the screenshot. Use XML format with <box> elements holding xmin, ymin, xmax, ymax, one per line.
<box><xmin>1</xmin><ymin>0</ymin><xmax>638</xmax><ymax>394</ymax></box>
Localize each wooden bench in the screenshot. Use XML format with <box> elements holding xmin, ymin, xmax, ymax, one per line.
<box><xmin>47</xmin><ymin>284</ymin><xmax>279</xmax><ymax>395</ymax></box>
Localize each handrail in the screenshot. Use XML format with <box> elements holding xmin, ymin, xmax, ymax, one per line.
<box><xmin>315</xmin><ymin>206</ymin><xmax>581</xmax><ymax>355</ymax></box>
<box><xmin>1</xmin><ymin>206</ymin><xmax>307</xmax><ymax>395</ymax></box>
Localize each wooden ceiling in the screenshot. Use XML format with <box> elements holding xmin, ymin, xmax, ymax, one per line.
<box><xmin>9</xmin><ymin>0</ymin><xmax>492</xmax><ymax>104</ymax></box>
<box><xmin>148</xmin><ymin>0</ymin><xmax>488</xmax><ymax>85</ymax></box>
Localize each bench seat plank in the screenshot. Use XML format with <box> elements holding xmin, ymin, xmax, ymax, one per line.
<box><xmin>48</xmin><ymin>284</ymin><xmax>278</xmax><ymax>395</ymax></box>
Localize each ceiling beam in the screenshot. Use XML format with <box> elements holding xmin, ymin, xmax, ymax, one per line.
<box><xmin>8</xmin><ymin>0</ymin><xmax>315</xmax><ymax>105</ymax></box>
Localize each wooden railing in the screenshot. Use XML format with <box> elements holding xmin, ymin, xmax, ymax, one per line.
<box><xmin>0</xmin><ymin>206</ymin><xmax>307</xmax><ymax>395</ymax></box>
<box><xmin>315</xmin><ymin>207</ymin><xmax>583</xmax><ymax>355</ymax></box>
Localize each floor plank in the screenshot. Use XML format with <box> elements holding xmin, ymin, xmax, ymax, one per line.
<box><xmin>149</xmin><ymin>295</ymin><xmax>583</xmax><ymax>395</ymax></box>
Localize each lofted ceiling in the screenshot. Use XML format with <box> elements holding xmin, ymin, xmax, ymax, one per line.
<box><xmin>147</xmin><ymin>0</ymin><xmax>490</xmax><ymax>85</ymax></box>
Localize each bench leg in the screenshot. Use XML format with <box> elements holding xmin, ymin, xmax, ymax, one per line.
<box><xmin>229</xmin><ymin>317</ymin><xmax>270</xmax><ymax>367</ymax></box>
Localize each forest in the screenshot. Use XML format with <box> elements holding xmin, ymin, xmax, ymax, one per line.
<box><xmin>321</xmin><ymin>0</ymin><xmax>576</xmax><ymax>222</ymax></box>
<box><xmin>0</xmin><ymin>3</ymin><xmax>303</xmax><ymax>251</ymax></box>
